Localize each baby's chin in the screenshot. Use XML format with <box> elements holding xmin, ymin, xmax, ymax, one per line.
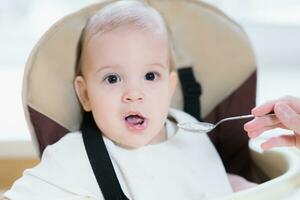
<box><xmin>108</xmin><ymin>125</ymin><xmax>167</xmax><ymax>149</ymax></box>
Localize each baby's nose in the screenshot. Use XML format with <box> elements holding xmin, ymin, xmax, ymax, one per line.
<box><xmin>122</xmin><ymin>88</ymin><xmax>144</xmax><ymax>103</ymax></box>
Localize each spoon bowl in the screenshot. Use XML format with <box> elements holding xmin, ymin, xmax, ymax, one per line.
<box><xmin>177</xmin><ymin>122</ymin><xmax>215</xmax><ymax>133</ymax></box>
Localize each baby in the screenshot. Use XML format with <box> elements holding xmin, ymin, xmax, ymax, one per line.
<box><xmin>4</xmin><ymin>1</ymin><xmax>255</xmax><ymax>199</ymax></box>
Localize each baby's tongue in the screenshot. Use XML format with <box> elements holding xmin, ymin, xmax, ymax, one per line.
<box><xmin>126</xmin><ymin>116</ymin><xmax>144</xmax><ymax>125</ymax></box>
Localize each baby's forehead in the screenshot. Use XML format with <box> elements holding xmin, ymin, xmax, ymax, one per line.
<box><xmin>77</xmin><ymin>1</ymin><xmax>172</xmax><ymax>75</ymax></box>
<box><xmin>80</xmin><ymin>27</ymin><xmax>170</xmax><ymax>75</ymax></box>
<box><xmin>88</xmin><ymin>25</ymin><xmax>168</xmax><ymax>45</ymax></box>
<box><xmin>92</xmin><ymin>29</ymin><xmax>167</xmax><ymax>57</ymax></box>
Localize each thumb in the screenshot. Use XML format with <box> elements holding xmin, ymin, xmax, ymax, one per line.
<box><xmin>274</xmin><ymin>103</ymin><xmax>300</xmax><ymax>134</ymax></box>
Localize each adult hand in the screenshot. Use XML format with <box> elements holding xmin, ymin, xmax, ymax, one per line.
<box><xmin>244</xmin><ymin>96</ymin><xmax>300</xmax><ymax>149</ymax></box>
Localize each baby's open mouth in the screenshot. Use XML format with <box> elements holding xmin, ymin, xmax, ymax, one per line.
<box><xmin>125</xmin><ymin>115</ymin><xmax>145</xmax><ymax>125</ymax></box>
<box><xmin>124</xmin><ymin>113</ymin><xmax>147</xmax><ymax>131</ymax></box>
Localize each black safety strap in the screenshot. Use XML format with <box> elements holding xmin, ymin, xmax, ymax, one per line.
<box><xmin>178</xmin><ymin>67</ymin><xmax>203</xmax><ymax>121</ymax></box>
<box><xmin>81</xmin><ymin>112</ymin><xmax>129</xmax><ymax>200</ymax></box>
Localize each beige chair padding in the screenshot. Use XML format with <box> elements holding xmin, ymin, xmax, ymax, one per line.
<box><xmin>23</xmin><ymin>0</ymin><xmax>255</xmax><ymax>153</ymax></box>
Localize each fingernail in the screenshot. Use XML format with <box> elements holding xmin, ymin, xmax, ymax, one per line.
<box><xmin>261</xmin><ymin>144</ymin><xmax>267</xmax><ymax>150</ymax></box>
<box><xmin>244</xmin><ymin>122</ymin><xmax>255</xmax><ymax>132</ymax></box>
<box><xmin>247</xmin><ymin>133</ymin><xmax>254</xmax><ymax>138</ymax></box>
<box><xmin>244</xmin><ymin>122</ymin><xmax>250</xmax><ymax>129</ymax></box>
<box><xmin>261</xmin><ymin>142</ymin><xmax>270</xmax><ymax>150</ymax></box>
<box><xmin>251</xmin><ymin>107</ymin><xmax>258</xmax><ymax>115</ymax></box>
<box><xmin>248</xmin><ymin>130</ymin><xmax>260</xmax><ymax>138</ymax></box>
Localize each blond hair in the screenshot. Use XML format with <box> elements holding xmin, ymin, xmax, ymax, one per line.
<box><xmin>76</xmin><ymin>0</ymin><xmax>175</xmax><ymax>75</ymax></box>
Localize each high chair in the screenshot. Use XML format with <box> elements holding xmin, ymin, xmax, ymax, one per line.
<box><xmin>21</xmin><ymin>0</ymin><xmax>300</xmax><ymax>199</ymax></box>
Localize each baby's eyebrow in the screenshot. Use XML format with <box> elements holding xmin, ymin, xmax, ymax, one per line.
<box><xmin>96</xmin><ymin>65</ymin><xmax>119</xmax><ymax>74</ymax></box>
<box><xmin>95</xmin><ymin>63</ymin><xmax>165</xmax><ymax>74</ymax></box>
<box><xmin>146</xmin><ymin>63</ymin><xmax>166</xmax><ymax>69</ymax></box>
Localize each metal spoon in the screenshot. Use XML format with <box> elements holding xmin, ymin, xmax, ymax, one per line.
<box><xmin>177</xmin><ymin>113</ymin><xmax>276</xmax><ymax>133</ymax></box>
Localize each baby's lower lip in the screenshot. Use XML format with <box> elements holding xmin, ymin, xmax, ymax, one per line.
<box><xmin>124</xmin><ymin>118</ymin><xmax>148</xmax><ymax>132</ymax></box>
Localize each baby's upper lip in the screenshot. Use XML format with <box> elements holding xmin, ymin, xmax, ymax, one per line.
<box><xmin>123</xmin><ymin>111</ymin><xmax>146</xmax><ymax>119</ymax></box>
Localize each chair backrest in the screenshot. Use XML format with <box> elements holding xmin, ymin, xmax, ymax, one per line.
<box><xmin>22</xmin><ymin>0</ymin><xmax>257</xmax><ymax>181</ymax></box>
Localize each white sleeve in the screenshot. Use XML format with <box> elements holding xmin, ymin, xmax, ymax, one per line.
<box><xmin>4</xmin><ymin>143</ymin><xmax>97</xmax><ymax>200</ymax></box>
<box><xmin>4</xmin><ymin>170</ymin><xmax>82</xmax><ymax>200</ymax></box>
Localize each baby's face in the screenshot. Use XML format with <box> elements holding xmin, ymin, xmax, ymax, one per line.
<box><xmin>75</xmin><ymin>27</ymin><xmax>177</xmax><ymax>148</ymax></box>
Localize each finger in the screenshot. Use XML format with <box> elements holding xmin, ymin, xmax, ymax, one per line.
<box><xmin>244</xmin><ymin>115</ymin><xmax>280</xmax><ymax>132</ymax></box>
<box><xmin>274</xmin><ymin>103</ymin><xmax>300</xmax><ymax>134</ymax></box>
<box><xmin>280</xmin><ymin>96</ymin><xmax>300</xmax><ymax>113</ymax></box>
<box><xmin>252</xmin><ymin>96</ymin><xmax>300</xmax><ymax>116</ymax></box>
<box><xmin>247</xmin><ymin>129</ymin><xmax>264</xmax><ymax>139</ymax></box>
<box><xmin>261</xmin><ymin>135</ymin><xmax>296</xmax><ymax>150</ymax></box>
<box><xmin>247</xmin><ymin>124</ymin><xmax>284</xmax><ymax>138</ymax></box>
<box><xmin>244</xmin><ymin>120</ymin><xmax>287</xmax><ymax>134</ymax></box>
<box><xmin>252</xmin><ymin>100</ymin><xmax>277</xmax><ymax>116</ymax></box>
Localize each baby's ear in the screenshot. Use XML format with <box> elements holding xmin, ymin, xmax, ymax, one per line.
<box><xmin>168</xmin><ymin>71</ymin><xmax>178</xmax><ymax>99</ymax></box>
<box><xmin>74</xmin><ymin>76</ymin><xmax>91</xmax><ymax>111</ymax></box>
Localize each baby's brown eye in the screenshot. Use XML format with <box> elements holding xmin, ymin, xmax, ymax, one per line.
<box><xmin>145</xmin><ymin>72</ymin><xmax>158</xmax><ymax>81</ymax></box>
<box><xmin>105</xmin><ymin>74</ymin><xmax>120</xmax><ymax>84</ymax></box>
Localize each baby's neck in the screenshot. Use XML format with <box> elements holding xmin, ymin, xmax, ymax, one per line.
<box><xmin>148</xmin><ymin>124</ymin><xmax>167</xmax><ymax>145</ymax></box>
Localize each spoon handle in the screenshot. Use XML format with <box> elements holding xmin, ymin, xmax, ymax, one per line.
<box><xmin>215</xmin><ymin>113</ymin><xmax>276</xmax><ymax>128</ymax></box>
